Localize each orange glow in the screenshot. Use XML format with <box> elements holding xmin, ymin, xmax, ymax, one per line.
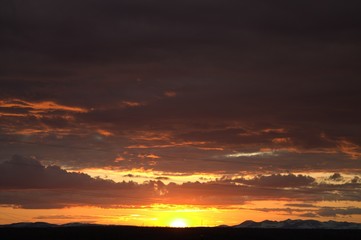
<box><xmin>73</xmin><ymin>168</ymin><xmax>222</xmax><ymax>184</ymax></box>
<box><xmin>1</xmin><ymin>201</ymin><xmax>361</xmax><ymax>226</ymax></box>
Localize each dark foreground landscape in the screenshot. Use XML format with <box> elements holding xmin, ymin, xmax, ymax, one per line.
<box><xmin>1</xmin><ymin>226</ymin><xmax>360</xmax><ymax>240</ymax></box>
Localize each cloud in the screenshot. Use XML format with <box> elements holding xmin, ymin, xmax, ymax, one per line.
<box><xmin>121</xmin><ymin>101</ymin><xmax>144</xmax><ymax>108</ymax></box>
<box><xmin>137</xmin><ymin>154</ymin><xmax>160</xmax><ymax>159</ymax></box>
<box><xmin>0</xmin><ymin>156</ymin><xmax>167</xmax><ymax>208</ymax></box>
<box><xmin>248</xmin><ymin>206</ymin><xmax>361</xmax><ymax>218</ymax></box>
<box><xmin>164</xmin><ymin>91</ymin><xmax>177</xmax><ymax>97</ymax></box>
<box><xmin>226</xmin><ymin>151</ymin><xmax>275</xmax><ymax>158</ymax></box>
<box><xmin>328</xmin><ymin>173</ymin><xmax>343</xmax><ymax>182</ymax></box>
<box><xmin>0</xmin><ymin>98</ymin><xmax>89</xmax><ymax>136</ymax></box>
<box><xmin>317</xmin><ymin>207</ymin><xmax>361</xmax><ymax>217</ymax></box>
<box><xmin>155</xmin><ymin>176</ymin><xmax>170</xmax><ymax>180</ymax></box>
<box><xmin>284</xmin><ymin>203</ymin><xmax>316</xmax><ymax>208</ymax></box>
<box><xmin>299</xmin><ymin>212</ymin><xmax>318</xmax><ymax>218</ymax></box>
<box><xmin>351</xmin><ymin>176</ymin><xmax>360</xmax><ymax>183</ymax></box>
<box><xmin>0</xmin><ymin>98</ymin><xmax>87</xmax><ymax>114</ymax></box>
<box><xmin>0</xmin><ymin>155</ymin><xmax>118</xmax><ymax>189</ymax></box>
<box><xmin>96</xmin><ymin>129</ymin><xmax>113</xmax><ymax>136</ymax></box>
<box><xmin>228</xmin><ymin>174</ymin><xmax>315</xmax><ymax>188</ymax></box>
<box><xmin>34</xmin><ymin>215</ymin><xmax>102</xmax><ymax>220</ymax></box>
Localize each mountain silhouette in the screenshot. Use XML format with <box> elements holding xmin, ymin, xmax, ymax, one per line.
<box><xmin>234</xmin><ymin>219</ymin><xmax>361</xmax><ymax>229</ymax></box>
<box><xmin>1</xmin><ymin>219</ymin><xmax>361</xmax><ymax>229</ymax></box>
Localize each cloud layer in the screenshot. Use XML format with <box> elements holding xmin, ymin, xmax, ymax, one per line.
<box><xmin>1</xmin><ymin>156</ymin><xmax>360</xmax><ymax>214</ymax></box>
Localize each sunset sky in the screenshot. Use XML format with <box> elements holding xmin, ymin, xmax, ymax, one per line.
<box><xmin>1</xmin><ymin>0</ymin><xmax>361</xmax><ymax>227</ymax></box>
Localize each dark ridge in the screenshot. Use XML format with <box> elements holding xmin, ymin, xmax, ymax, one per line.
<box><xmin>0</xmin><ymin>225</ymin><xmax>360</xmax><ymax>240</ymax></box>
<box><xmin>234</xmin><ymin>219</ymin><xmax>361</xmax><ymax>229</ymax></box>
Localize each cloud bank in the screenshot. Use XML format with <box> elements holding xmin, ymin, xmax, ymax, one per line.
<box><xmin>1</xmin><ymin>156</ymin><xmax>360</xmax><ymax>212</ymax></box>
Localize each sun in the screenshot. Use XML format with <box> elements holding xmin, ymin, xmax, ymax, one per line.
<box><xmin>170</xmin><ymin>218</ymin><xmax>188</xmax><ymax>228</ymax></box>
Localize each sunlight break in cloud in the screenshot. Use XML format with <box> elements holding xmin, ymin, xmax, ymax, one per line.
<box><xmin>226</xmin><ymin>151</ymin><xmax>275</xmax><ymax>158</ymax></box>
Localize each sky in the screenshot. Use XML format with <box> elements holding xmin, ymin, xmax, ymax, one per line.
<box><xmin>0</xmin><ymin>0</ymin><xmax>361</xmax><ymax>227</ymax></box>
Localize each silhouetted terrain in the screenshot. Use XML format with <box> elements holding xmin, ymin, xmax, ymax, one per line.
<box><xmin>235</xmin><ymin>219</ymin><xmax>361</xmax><ymax>229</ymax></box>
<box><xmin>0</xmin><ymin>225</ymin><xmax>360</xmax><ymax>240</ymax></box>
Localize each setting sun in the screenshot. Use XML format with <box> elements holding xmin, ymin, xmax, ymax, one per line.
<box><xmin>170</xmin><ymin>219</ymin><xmax>188</xmax><ymax>228</ymax></box>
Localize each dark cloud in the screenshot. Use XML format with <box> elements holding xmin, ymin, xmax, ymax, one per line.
<box><xmin>0</xmin><ymin>155</ymin><xmax>165</xmax><ymax>208</ymax></box>
<box><xmin>351</xmin><ymin>176</ymin><xmax>360</xmax><ymax>184</ymax></box>
<box><xmin>328</xmin><ymin>173</ymin><xmax>343</xmax><ymax>182</ymax></box>
<box><xmin>317</xmin><ymin>207</ymin><xmax>361</xmax><ymax>217</ymax></box>
<box><xmin>299</xmin><ymin>212</ymin><xmax>318</xmax><ymax>218</ymax></box>
<box><xmin>225</xmin><ymin>174</ymin><xmax>315</xmax><ymax>188</ymax></box>
<box><xmin>0</xmin><ymin>155</ymin><xmax>116</xmax><ymax>189</ymax></box>
<box><xmin>249</xmin><ymin>206</ymin><xmax>361</xmax><ymax>218</ymax></box>
<box><xmin>34</xmin><ymin>215</ymin><xmax>102</xmax><ymax>220</ymax></box>
<box><xmin>285</xmin><ymin>203</ymin><xmax>316</xmax><ymax>208</ymax></box>
<box><xmin>155</xmin><ymin>177</ymin><xmax>170</xmax><ymax>180</ymax></box>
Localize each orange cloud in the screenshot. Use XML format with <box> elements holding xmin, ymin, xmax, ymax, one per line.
<box><xmin>138</xmin><ymin>154</ymin><xmax>160</xmax><ymax>159</ymax></box>
<box><xmin>126</xmin><ymin>141</ymin><xmax>207</xmax><ymax>149</ymax></box>
<box><xmin>114</xmin><ymin>157</ymin><xmax>125</xmax><ymax>162</ymax></box>
<box><xmin>15</xmin><ymin>129</ymin><xmax>50</xmax><ymax>135</ymax></box>
<box><xmin>0</xmin><ymin>99</ymin><xmax>88</xmax><ymax>114</ymax></box>
<box><xmin>272</xmin><ymin>137</ymin><xmax>291</xmax><ymax>144</ymax></box>
<box><xmin>129</xmin><ymin>131</ymin><xmax>171</xmax><ymax>141</ymax></box>
<box><xmin>337</xmin><ymin>139</ymin><xmax>361</xmax><ymax>159</ymax></box>
<box><xmin>198</xmin><ymin>147</ymin><xmax>224</xmax><ymax>151</ymax></box>
<box><xmin>97</xmin><ymin>129</ymin><xmax>113</xmax><ymax>136</ymax></box>
<box><xmin>0</xmin><ymin>112</ymin><xmax>27</xmax><ymax>117</ymax></box>
<box><xmin>164</xmin><ymin>91</ymin><xmax>177</xmax><ymax>97</ymax></box>
<box><xmin>121</xmin><ymin>101</ymin><xmax>144</xmax><ymax>107</ymax></box>
<box><xmin>262</xmin><ymin>128</ymin><xmax>286</xmax><ymax>134</ymax></box>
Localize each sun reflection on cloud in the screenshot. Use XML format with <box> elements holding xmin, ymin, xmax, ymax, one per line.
<box><xmin>226</xmin><ymin>151</ymin><xmax>275</xmax><ymax>157</ymax></box>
